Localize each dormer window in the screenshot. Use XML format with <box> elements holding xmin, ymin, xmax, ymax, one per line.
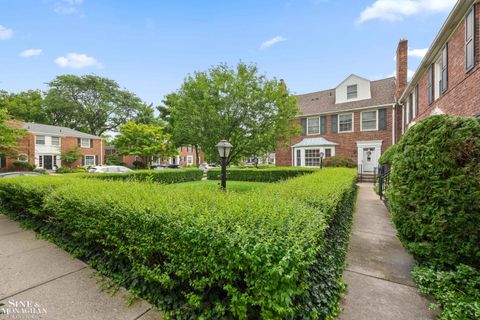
<box><xmin>347</xmin><ymin>85</ymin><xmax>357</xmax><ymax>99</ymax></box>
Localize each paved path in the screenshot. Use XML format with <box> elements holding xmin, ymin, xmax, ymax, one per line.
<box><xmin>0</xmin><ymin>213</ymin><xmax>163</xmax><ymax>320</ymax></box>
<box><xmin>339</xmin><ymin>183</ymin><xmax>436</xmax><ymax>320</ymax></box>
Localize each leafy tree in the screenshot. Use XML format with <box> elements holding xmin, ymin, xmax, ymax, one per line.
<box><xmin>164</xmin><ymin>62</ymin><xmax>299</xmax><ymax>165</ymax></box>
<box><xmin>43</xmin><ymin>74</ymin><xmax>151</xmax><ymax>136</ymax></box>
<box><xmin>0</xmin><ymin>90</ymin><xmax>48</xmax><ymax>123</ymax></box>
<box><xmin>60</xmin><ymin>147</ymin><xmax>83</xmax><ymax>168</ymax></box>
<box><xmin>114</xmin><ymin>121</ymin><xmax>176</xmax><ymax>169</ymax></box>
<box><xmin>0</xmin><ymin>109</ymin><xmax>26</xmax><ymax>157</ymax></box>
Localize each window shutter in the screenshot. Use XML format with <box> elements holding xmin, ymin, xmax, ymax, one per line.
<box><xmin>81</xmin><ymin>156</ymin><xmax>85</xmax><ymax>166</ymax></box>
<box><xmin>441</xmin><ymin>44</ymin><xmax>448</xmax><ymax>92</ymax></box>
<box><xmin>415</xmin><ymin>85</ymin><xmax>419</xmax><ymax>116</ymax></box>
<box><xmin>300</xmin><ymin>118</ymin><xmax>307</xmax><ymax>135</ymax></box>
<box><xmin>378</xmin><ymin>108</ymin><xmax>387</xmax><ymax>130</ymax></box>
<box><xmin>77</xmin><ymin>138</ymin><xmax>81</xmax><ymax>147</ymax></box>
<box><xmin>0</xmin><ymin>157</ymin><xmax>6</xmax><ymax>168</ymax></box>
<box><xmin>320</xmin><ymin>116</ymin><xmax>327</xmax><ymax>134</ymax></box>
<box><xmin>94</xmin><ymin>155</ymin><xmax>98</xmax><ymax>165</ymax></box>
<box><xmin>427</xmin><ymin>65</ymin><xmax>433</xmax><ymax>104</ymax></box>
<box><xmin>90</xmin><ymin>139</ymin><xmax>93</xmax><ymax>148</ymax></box>
<box><xmin>331</xmin><ymin>115</ymin><xmax>338</xmax><ymax>133</ymax></box>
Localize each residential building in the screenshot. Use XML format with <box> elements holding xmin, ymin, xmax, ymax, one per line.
<box><xmin>0</xmin><ymin>122</ymin><xmax>104</xmax><ymax>172</ymax></box>
<box><xmin>399</xmin><ymin>0</ymin><xmax>480</xmax><ymax>130</ymax></box>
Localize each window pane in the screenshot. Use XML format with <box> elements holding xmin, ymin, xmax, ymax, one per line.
<box><xmin>467</xmin><ymin>41</ymin><xmax>474</xmax><ymax>69</ymax></box>
<box><xmin>36</xmin><ymin>136</ymin><xmax>45</xmax><ymax>145</ymax></box>
<box><xmin>307</xmin><ymin>118</ymin><xmax>320</xmax><ymax>134</ymax></box>
<box><xmin>347</xmin><ymin>85</ymin><xmax>357</xmax><ymax>99</ymax></box>
<box><xmin>81</xmin><ymin>138</ymin><xmax>91</xmax><ymax>148</ymax></box>
<box><xmin>85</xmin><ymin>156</ymin><xmax>95</xmax><ymax>166</ymax></box>
<box><xmin>305</xmin><ymin>149</ymin><xmax>321</xmax><ymax>166</ymax></box>
<box><xmin>362</xmin><ymin>111</ymin><xmax>377</xmax><ymax>130</ymax></box>
<box><xmin>296</xmin><ymin>149</ymin><xmax>301</xmax><ymax>166</ymax></box>
<box><xmin>339</xmin><ymin>114</ymin><xmax>353</xmax><ymax>132</ymax></box>
<box><xmin>51</xmin><ymin>137</ymin><xmax>60</xmax><ymax>146</ymax></box>
<box><xmin>325</xmin><ymin>148</ymin><xmax>331</xmax><ymax>157</ymax></box>
<box><xmin>466</xmin><ymin>10</ymin><xmax>474</xmax><ymax>39</ymax></box>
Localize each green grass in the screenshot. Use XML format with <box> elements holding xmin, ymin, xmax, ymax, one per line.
<box><xmin>166</xmin><ymin>180</ymin><xmax>269</xmax><ymax>193</ymax></box>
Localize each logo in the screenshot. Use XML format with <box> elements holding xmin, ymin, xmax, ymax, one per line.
<box><xmin>0</xmin><ymin>300</ymin><xmax>47</xmax><ymax>319</ymax></box>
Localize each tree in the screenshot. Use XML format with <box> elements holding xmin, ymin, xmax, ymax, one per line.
<box><xmin>0</xmin><ymin>109</ymin><xmax>26</xmax><ymax>158</ymax></box>
<box><xmin>60</xmin><ymin>147</ymin><xmax>83</xmax><ymax>168</ymax></box>
<box><xmin>114</xmin><ymin>121</ymin><xmax>176</xmax><ymax>169</ymax></box>
<box><xmin>43</xmin><ymin>74</ymin><xmax>152</xmax><ymax>136</ymax></box>
<box><xmin>164</xmin><ymin>62</ymin><xmax>299</xmax><ymax>165</ymax></box>
<box><xmin>0</xmin><ymin>90</ymin><xmax>48</xmax><ymax>123</ymax></box>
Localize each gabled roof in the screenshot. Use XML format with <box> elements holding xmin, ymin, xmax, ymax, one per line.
<box><xmin>22</xmin><ymin>122</ymin><xmax>102</xmax><ymax>139</ymax></box>
<box><xmin>292</xmin><ymin>137</ymin><xmax>338</xmax><ymax>148</ymax></box>
<box><xmin>297</xmin><ymin>77</ymin><xmax>396</xmax><ymax>117</ymax></box>
<box><xmin>335</xmin><ymin>74</ymin><xmax>370</xmax><ymax>88</ymax></box>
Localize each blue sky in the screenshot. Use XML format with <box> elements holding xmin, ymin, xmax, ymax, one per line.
<box><xmin>0</xmin><ymin>0</ymin><xmax>456</xmax><ymax>106</ymax></box>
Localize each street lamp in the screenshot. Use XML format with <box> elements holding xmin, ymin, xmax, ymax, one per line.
<box><xmin>215</xmin><ymin>140</ymin><xmax>233</xmax><ymax>190</ymax></box>
<box><xmin>319</xmin><ymin>152</ymin><xmax>324</xmax><ymax>169</ymax></box>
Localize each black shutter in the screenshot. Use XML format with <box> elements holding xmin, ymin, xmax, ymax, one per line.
<box><xmin>427</xmin><ymin>65</ymin><xmax>434</xmax><ymax>104</ymax></box>
<box><xmin>81</xmin><ymin>156</ymin><xmax>85</xmax><ymax>166</ymax></box>
<box><xmin>94</xmin><ymin>155</ymin><xmax>98</xmax><ymax>165</ymax></box>
<box><xmin>77</xmin><ymin>138</ymin><xmax>81</xmax><ymax>147</ymax></box>
<box><xmin>90</xmin><ymin>139</ymin><xmax>93</xmax><ymax>148</ymax></box>
<box><xmin>379</xmin><ymin>108</ymin><xmax>387</xmax><ymax>130</ymax></box>
<box><xmin>320</xmin><ymin>116</ymin><xmax>327</xmax><ymax>134</ymax></box>
<box><xmin>0</xmin><ymin>157</ymin><xmax>6</xmax><ymax>168</ymax></box>
<box><xmin>300</xmin><ymin>118</ymin><xmax>307</xmax><ymax>135</ymax></box>
<box><xmin>331</xmin><ymin>115</ymin><xmax>338</xmax><ymax>133</ymax></box>
<box><xmin>441</xmin><ymin>44</ymin><xmax>448</xmax><ymax>93</ymax></box>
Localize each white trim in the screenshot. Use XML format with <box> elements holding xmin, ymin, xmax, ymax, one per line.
<box><xmin>338</xmin><ymin>113</ymin><xmax>354</xmax><ymax>133</ymax></box>
<box><xmin>293</xmin><ymin>146</ymin><xmax>336</xmax><ymax>167</ymax></box>
<box><xmin>306</xmin><ymin>117</ymin><xmax>320</xmax><ymax>135</ymax></box>
<box><xmin>360</xmin><ymin>109</ymin><xmax>378</xmax><ymax>131</ymax></box>
<box><xmin>84</xmin><ymin>154</ymin><xmax>96</xmax><ymax>166</ymax></box>
<box><xmin>356</xmin><ymin>140</ymin><xmax>383</xmax><ymax>173</ymax></box>
<box><xmin>35</xmin><ymin>135</ymin><xmax>45</xmax><ymax>145</ymax></box>
<box><xmin>298</xmin><ymin>103</ymin><xmax>394</xmax><ymax>118</ymax></box>
<box><xmin>80</xmin><ymin>138</ymin><xmax>91</xmax><ymax>148</ymax></box>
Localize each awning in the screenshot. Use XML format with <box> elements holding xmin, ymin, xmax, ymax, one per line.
<box><xmin>292</xmin><ymin>137</ymin><xmax>338</xmax><ymax>148</ymax></box>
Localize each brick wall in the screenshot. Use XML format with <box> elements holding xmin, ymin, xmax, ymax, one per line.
<box><xmin>276</xmin><ymin>107</ymin><xmax>393</xmax><ymax>166</ymax></box>
<box><xmin>61</xmin><ymin>137</ymin><xmax>103</xmax><ymax>167</ymax></box>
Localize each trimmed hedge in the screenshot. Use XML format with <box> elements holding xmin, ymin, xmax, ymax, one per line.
<box><xmin>84</xmin><ymin>168</ymin><xmax>203</xmax><ymax>184</ymax></box>
<box><xmin>0</xmin><ymin>168</ymin><xmax>357</xmax><ymax>319</ymax></box>
<box><xmin>387</xmin><ymin>115</ymin><xmax>480</xmax><ymax>267</ymax></box>
<box><xmin>207</xmin><ymin>167</ymin><xmax>317</xmax><ymax>182</ymax></box>
<box><xmin>323</xmin><ymin>156</ymin><xmax>356</xmax><ymax>168</ymax></box>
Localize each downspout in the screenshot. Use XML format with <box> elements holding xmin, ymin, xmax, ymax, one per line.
<box><xmin>392</xmin><ymin>104</ymin><xmax>396</xmax><ymax>144</ymax></box>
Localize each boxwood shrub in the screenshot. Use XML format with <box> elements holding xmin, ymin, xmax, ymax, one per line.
<box><xmin>0</xmin><ymin>168</ymin><xmax>357</xmax><ymax>319</ymax></box>
<box><xmin>84</xmin><ymin>168</ymin><xmax>203</xmax><ymax>184</ymax></box>
<box><xmin>207</xmin><ymin>167</ymin><xmax>317</xmax><ymax>182</ymax></box>
<box><xmin>387</xmin><ymin>115</ymin><xmax>480</xmax><ymax>268</ymax></box>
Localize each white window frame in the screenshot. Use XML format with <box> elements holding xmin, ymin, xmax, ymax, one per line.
<box><xmin>307</xmin><ymin>117</ymin><xmax>320</xmax><ymax>135</ymax></box>
<box><xmin>434</xmin><ymin>55</ymin><xmax>442</xmax><ymax>100</ymax></box>
<box><xmin>347</xmin><ymin>84</ymin><xmax>358</xmax><ymax>100</ymax></box>
<box><xmin>360</xmin><ymin>110</ymin><xmax>378</xmax><ymax>132</ymax></box>
<box><xmin>35</xmin><ymin>135</ymin><xmax>45</xmax><ymax>145</ymax></box>
<box><xmin>80</xmin><ymin>138</ymin><xmax>91</xmax><ymax>148</ymax></box>
<box><xmin>84</xmin><ymin>155</ymin><xmax>95</xmax><ymax>166</ymax></box>
<box><xmin>304</xmin><ymin>148</ymin><xmax>322</xmax><ymax>167</ymax></box>
<box><xmin>51</xmin><ymin>136</ymin><xmax>61</xmax><ymax>146</ymax></box>
<box><xmin>187</xmin><ymin>155</ymin><xmax>193</xmax><ymax>164</ymax></box>
<box><xmin>338</xmin><ymin>113</ymin><xmax>354</xmax><ymax>133</ymax></box>
<box><xmin>17</xmin><ymin>154</ymin><xmax>28</xmax><ymax>162</ymax></box>
<box><xmin>465</xmin><ymin>7</ymin><xmax>475</xmax><ymax>72</ymax></box>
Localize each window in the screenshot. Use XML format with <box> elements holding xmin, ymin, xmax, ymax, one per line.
<box><xmin>361</xmin><ymin>110</ymin><xmax>377</xmax><ymax>131</ymax></box>
<box><xmin>307</xmin><ymin>117</ymin><xmax>320</xmax><ymax>135</ymax></box>
<box><xmin>296</xmin><ymin>149</ymin><xmax>301</xmax><ymax>166</ymax></box>
<box><xmin>427</xmin><ymin>65</ymin><xmax>434</xmax><ymax>104</ymax></box>
<box><xmin>441</xmin><ymin>45</ymin><xmax>448</xmax><ymax>92</ymax></box>
<box><xmin>325</xmin><ymin>148</ymin><xmax>332</xmax><ymax>158</ymax></box>
<box><xmin>17</xmin><ymin>154</ymin><xmax>28</xmax><ymax>162</ymax></box>
<box><xmin>347</xmin><ymin>85</ymin><xmax>357</xmax><ymax>99</ymax></box>
<box><xmin>408</xmin><ymin>94</ymin><xmax>413</xmax><ymax>123</ymax></box>
<box><xmin>466</xmin><ymin>7</ymin><xmax>475</xmax><ymax>71</ymax></box>
<box><xmin>414</xmin><ymin>85</ymin><xmax>419</xmax><ymax>117</ymax></box>
<box><xmin>80</xmin><ymin>138</ymin><xmax>91</xmax><ymax>148</ymax></box>
<box><xmin>38</xmin><ymin>155</ymin><xmax>43</xmax><ymax>168</ymax></box>
<box><xmin>338</xmin><ymin>113</ymin><xmax>353</xmax><ymax>132</ymax></box>
<box><xmin>187</xmin><ymin>146</ymin><xmax>193</xmax><ymax>152</ymax></box>
<box><xmin>84</xmin><ymin>155</ymin><xmax>95</xmax><ymax>166</ymax></box>
<box><xmin>51</xmin><ymin>136</ymin><xmax>60</xmax><ymax>146</ymax></box>
<box><xmin>305</xmin><ymin>149</ymin><xmax>321</xmax><ymax>167</ymax></box>
<box><xmin>35</xmin><ymin>135</ymin><xmax>45</xmax><ymax>145</ymax></box>
<box><xmin>187</xmin><ymin>156</ymin><xmax>193</xmax><ymax>164</ymax></box>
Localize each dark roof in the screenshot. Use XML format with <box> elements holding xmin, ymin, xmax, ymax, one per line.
<box><xmin>296</xmin><ymin>77</ymin><xmax>396</xmax><ymax>117</ymax></box>
<box><xmin>22</xmin><ymin>122</ymin><xmax>102</xmax><ymax>139</ymax></box>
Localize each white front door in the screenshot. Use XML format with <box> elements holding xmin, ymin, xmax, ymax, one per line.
<box><xmin>362</xmin><ymin>147</ymin><xmax>376</xmax><ymax>172</ymax></box>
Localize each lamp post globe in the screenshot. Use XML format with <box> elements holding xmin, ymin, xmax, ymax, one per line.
<box><xmin>215</xmin><ymin>140</ymin><xmax>233</xmax><ymax>190</ymax></box>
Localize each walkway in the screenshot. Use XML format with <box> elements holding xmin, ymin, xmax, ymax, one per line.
<box><xmin>339</xmin><ymin>183</ymin><xmax>436</xmax><ymax>320</ymax></box>
<box><xmin>0</xmin><ymin>214</ymin><xmax>163</xmax><ymax>320</ymax></box>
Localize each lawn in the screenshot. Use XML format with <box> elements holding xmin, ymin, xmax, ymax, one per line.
<box><xmin>166</xmin><ymin>179</ymin><xmax>270</xmax><ymax>193</ymax></box>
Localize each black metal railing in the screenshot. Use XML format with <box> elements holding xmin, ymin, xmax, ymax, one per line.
<box><xmin>378</xmin><ymin>165</ymin><xmax>391</xmax><ymax>200</ymax></box>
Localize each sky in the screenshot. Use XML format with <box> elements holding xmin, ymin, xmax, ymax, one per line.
<box><xmin>0</xmin><ymin>0</ymin><xmax>457</xmax><ymax>107</ymax></box>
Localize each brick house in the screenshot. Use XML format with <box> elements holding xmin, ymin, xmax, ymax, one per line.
<box><xmin>276</xmin><ymin>75</ymin><xmax>398</xmax><ymax>173</ymax></box>
<box><xmin>0</xmin><ymin>122</ymin><xmax>104</xmax><ymax>172</ymax></box>
<box><xmin>399</xmin><ymin>0</ymin><xmax>480</xmax><ymax>130</ymax></box>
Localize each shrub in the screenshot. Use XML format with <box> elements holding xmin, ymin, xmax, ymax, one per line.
<box><xmin>387</xmin><ymin>115</ymin><xmax>480</xmax><ymax>267</ymax></box>
<box><xmin>56</xmin><ymin>166</ymin><xmax>73</xmax><ymax>174</ymax></box>
<box><xmin>322</xmin><ymin>155</ymin><xmax>356</xmax><ymax>168</ymax></box>
<box><xmin>0</xmin><ymin>168</ymin><xmax>357</xmax><ymax>319</ymax></box>
<box><xmin>207</xmin><ymin>167</ymin><xmax>316</xmax><ymax>182</ymax></box>
<box><xmin>132</xmin><ymin>160</ymin><xmax>146</xmax><ymax>170</ymax></box>
<box><xmin>378</xmin><ymin>144</ymin><xmax>398</xmax><ymax>166</ymax></box>
<box><xmin>85</xmin><ymin>168</ymin><xmax>203</xmax><ymax>184</ymax></box>
<box><xmin>12</xmin><ymin>160</ymin><xmax>35</xmax><ymax>171</ymax></box>
<box><xmin>72</xmin><ymin>167</ymin><xmax>87</xmax><ymax>173</ymax></box>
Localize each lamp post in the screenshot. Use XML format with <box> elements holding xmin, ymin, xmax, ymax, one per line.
<box><xmin>320</xmin><ymin>152</ymin><xmax>324</xmax><ymax>169</ymax></box>
<box><xmin>215</xmin><ymin>140</ymin><xmax>233</xmax><ymax>191</ymax></box>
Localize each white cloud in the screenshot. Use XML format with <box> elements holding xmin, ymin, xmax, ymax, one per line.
<box><xmin>0</xmin><ymin>25</ymin><xmax>13</xmax><ymax>40</ymax></box>
<box><xmin>408</xmin><ymin>48</ymin><xmax>428</xmax><ymax>59</ymax></box>
<box><xmin>54</xmin><ymin>0</ymin><xmax>84</xmax><ymax>15</ymax></box>
<box><xmin>19</xmin><ymin>49</ymin><xmax>43</xmax><ymax>57</ymax></box>
<box><xmin>260</xmin><ymin>36</ymin><xmax>287</xmax><ymax>49</ymax></box>
<box><xmin>358</xmin><ymin>0</ymin><xmax>456</xmax><ymax>23</ymax></box>
<box><xmin>54</xmin><ymin>53</ymin><xmax>102</xmax><ymax>69</ymax></box>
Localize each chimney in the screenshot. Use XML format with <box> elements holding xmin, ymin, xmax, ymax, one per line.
<box><xmin>396</xmin><ymin>38</ymin><xmax>408</xmax><ymax>100</ymax></box>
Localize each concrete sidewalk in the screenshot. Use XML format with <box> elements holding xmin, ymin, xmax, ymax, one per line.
<box><xmin>0</xmin><ymin>213</ymin><xmax>163</xmax><ymax>320</ymax></box>
<box><xmin>339</xmin><ymin>183</ymin><xmax>436</xmax><ymax>320</ymax></box>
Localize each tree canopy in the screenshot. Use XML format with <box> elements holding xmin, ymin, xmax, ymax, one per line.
<box><xmin>114</xmin><ymin>121</ymin><xmax>176</xmax><ymax>168</ymax></box>
<box><xmin>0</xmin><ymin>109</ymin><xmax>26</xmax><ymax>158</ymax></box>
<box><xmin>164</xmin><ymin>62</ymin><xmax>299</xmax><ymax>164</ymax></box>
<box><xmin>0</xmin><ymin>90</ymin><xmax>48</xmax><ymax>123</ymax></box>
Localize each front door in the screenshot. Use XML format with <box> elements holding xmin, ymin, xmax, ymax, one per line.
<box><xmin>362</xmin><ymin>148</ymin><xmax>375</xmax><ymax>172</ymax></box>
<box><xmin>44</xmin><ymin>155</ymin><xmax>53</xmax><ymax>170</ymax></box>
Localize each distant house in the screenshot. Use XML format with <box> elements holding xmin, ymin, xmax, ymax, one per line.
<box><xmin>0</xmin><ymin>122</ymin><xmax>104</xmax><ymax>172</ymax></box>
<box><xmin>399</xmin><ymin>0</ymin><xmax>480</xmax><ymax>131</ymax></box>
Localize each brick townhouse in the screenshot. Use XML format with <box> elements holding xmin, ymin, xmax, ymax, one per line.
<box><xmin>0</xmin><ymin>122</ymin><xmax>104</xmax><ymax>172</ymax></box>
<box><xmin>399</xmin><ymin>0</ymin><xmax>480</xmax><ymax>131</ymax></box>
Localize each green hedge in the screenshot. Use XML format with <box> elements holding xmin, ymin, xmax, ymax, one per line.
<box><xmin>84</xmin><ymin>168</ymin><xmax>203</xmax><ymax>184</ymax></box>
<box><xmin>0</xmin><ymin>168</ymin><xmax>357</xmax><ymax>319</ymax></box>
<box><xmin>323</xmin><ymin>156</ymin><xmax>356</xmax><ymax>168</ymax></box>
<box><xmin>207</xmin><ymin>167</ymin><xmax>317</xmax><ymax>182</ymax></box>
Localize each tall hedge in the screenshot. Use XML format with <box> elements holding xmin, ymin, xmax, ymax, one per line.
<box><xmin>0</xmin><ymin>169</ymin><xmax>357</xmax><ymax>319</ymax></box>
<box><xmin>84</xmin><ymin>168</ymin><xmax>203</xmax><ymax>184</ymax></box>
<box><xmin>387</xmin><ymin>115</ymin><xmax>480</xmax><ymax>267</ymax></box>
<box><xmin>207</xmin><ymin>167</ymin><xmax>316</xmax><ymax>182</ymax></box>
